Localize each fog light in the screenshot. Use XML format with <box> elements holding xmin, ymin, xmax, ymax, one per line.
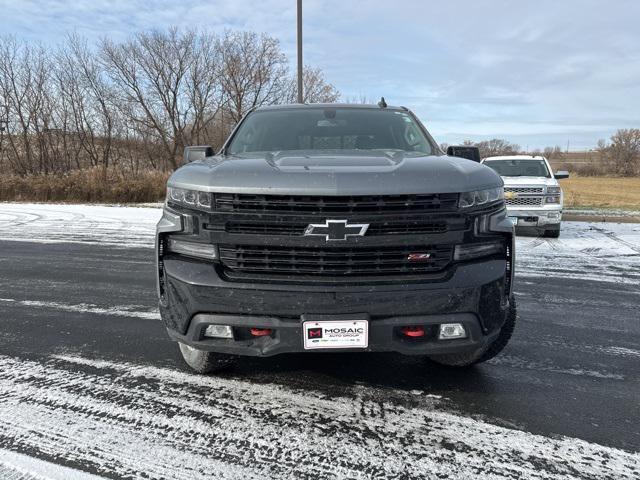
<box><xmin>454</xmin><ymin>241</ymin><xmax>503</xmax><ymax>261</ymax></box>
<box><xmin>166</xmin><ymin>238</ymin><xmax>218</xmax><ymax>260</ymax></box>
<box><xmin>548</xmin><ymin>212</ymin><xmax>560</xmax><ymax>219</ymax></box>
<box><xmin>439</xmin><ymin>323</ymin><xmax>467</xmax><ymax>340</ymax></box>
<box><xmin>204</xmin><ymin>325</ymin><xmax>233</xmax><ymax>339</ymax></box>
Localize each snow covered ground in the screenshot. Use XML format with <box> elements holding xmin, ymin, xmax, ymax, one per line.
<box><xmin>1</xmin><ymin>202</ymin><xmax>639</xmax><ymax>285</ymax></box>
<box><xmin>0</xmin><ymin>353</ymin><xmax>637</xmax><ymax>480</ymax></box>
<box><xmin>0</xmin><ymin>203</ymin><xmax>159</xmax><ymax>248</ymax></box>
<box><xmin>0</xmin><ymin>449</ymin><xmax>104</xmax><ymax>480</ymax></box>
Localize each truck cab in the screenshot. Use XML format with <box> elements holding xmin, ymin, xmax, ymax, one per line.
<box><xmin>481</xmin><ymin>155</ymin><xmax>569</xmax><ymax>238</ymax></box>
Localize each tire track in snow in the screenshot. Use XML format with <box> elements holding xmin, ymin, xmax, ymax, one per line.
<box><xmin>0</xmin><ymin>298</ymin><xmax>159</xmax><ymax>320</ymax></box>
<box><xmin>590</xmin><ymin>226</ymin><xmax>640</xmax><ymax>254</ymax></box>
<box><xmin>487</xmin><ymin>354</ymin><xmax>625</xmax><ymax>380</ymax></box>
<box><xmin>0</xmin><ymin>204</ymin><xmax>159</xmax><ymax>248</ymax></box>
<box><xmin>0</xmin><ymin>354</ymin><xmax>638</xmax><ymax>480</ymax></box>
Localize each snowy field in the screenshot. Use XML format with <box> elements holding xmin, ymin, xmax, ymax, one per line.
<box><xmin>1</xmin><ymin>202</ymin><xmax>639</xmax><ymax>285</ymax></box>
<box><xmin>0</xmin><ymin>202</ymin><xmax>639</xmax><ymax>479</ymax></box>
<box><xmin>0</xmin><ymin>353</ymin><xmax>638</xmax><ymax>480</ymax></box>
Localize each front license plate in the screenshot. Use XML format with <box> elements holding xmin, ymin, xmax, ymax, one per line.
<box><xmin>303</xmin><ymin>320</ymin><xmax>368</xmax><ymax>350</ymax></box>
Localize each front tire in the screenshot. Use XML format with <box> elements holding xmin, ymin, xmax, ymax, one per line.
<box><xmin>178</xmin><ymin>342</ymin><xmax>236</xmax><ymax>374</ymax></box>
<box><xmin>428</xmin><ymin>297</ymin><xmax>517</xmax><ymax>367</ymax></box>
<box><xmin>543</xmin><ymin>227</ymin><xmax>561</xmax><ymax>238</ymax></box>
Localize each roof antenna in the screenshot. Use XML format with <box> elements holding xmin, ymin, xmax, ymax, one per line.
<box><xmin>378</xmin><ymin>97</ymin><xmax>387</xmax><ymax>108</ymax></box>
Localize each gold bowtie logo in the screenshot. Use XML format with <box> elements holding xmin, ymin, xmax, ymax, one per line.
<box><xmin>505</xmin><ymin>191</ymin><xmax>517</xmax><ymax>199</ymax></box>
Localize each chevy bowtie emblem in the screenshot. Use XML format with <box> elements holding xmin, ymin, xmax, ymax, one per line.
<box><xmin>505</xmin><ymin>191</ymin><xmax>517</xmax><ymax>199</ymax></box>
<box><xmin>304</xmin><ymin>219</ymin><xmax>369</xmax><ymax>241</ymax></box>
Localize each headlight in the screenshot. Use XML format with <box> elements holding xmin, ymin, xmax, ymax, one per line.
<box><xmin>459</xmin><ymin>187</ymin><xmax>504</xmax><ymax>208</ymax></box>
<box><xmin>545</xmin><ymin>195</ymin><xmax>561</xmax><ymax>204</ymax></box>
<box><xmin>167</xmin><ymin>187</ymin><xmax>213</xmax><ymax>211</ymax></box>
<box><xmin>546</xmin><ymin>186</ymin><xmax>561</xmax><ymax>194</ymax></box>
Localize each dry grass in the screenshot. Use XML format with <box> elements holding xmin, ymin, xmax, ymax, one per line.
<box><xmin>0</xmin><ymin>168</ymin><xmax>169</xmax><ymax>203</ymax></box>
<box><xmin>562</xmin><ymin>177</ymin><xmax>640</xmax><ymax>210</ymax></box>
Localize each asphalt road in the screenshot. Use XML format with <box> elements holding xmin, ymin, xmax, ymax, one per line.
<box><xmin>0</xmin><ymin>206</ymin><xmax>639</xmax><ymax>479</ymax></box>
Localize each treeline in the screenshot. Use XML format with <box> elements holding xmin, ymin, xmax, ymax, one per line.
<box><xmin>0</xmin><ymin>28</ymin><xmax>339</xmax><ymax>177</ymax></box>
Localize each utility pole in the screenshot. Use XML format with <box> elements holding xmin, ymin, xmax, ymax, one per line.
<box><xmin>297</xmin><ymin>0</ymin><xmax>303</xmax><ymax>103</ymax></box>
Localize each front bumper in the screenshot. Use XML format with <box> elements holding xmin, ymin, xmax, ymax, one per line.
<box><xmin>507</xmin><ymin>205</ymin><xmax>562</xmax><ymax>227</ymax></box>
<box><xmin>159</xmin><ymin>257</ymin><xmax>510</xmax><ymax>357</ymax></box>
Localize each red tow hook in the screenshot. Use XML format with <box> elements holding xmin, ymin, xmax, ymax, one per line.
<box><xmin>250</xmin><ymin>328</ymin><xmax>273</xmax><ymax>337</ymax></box>
<box><xmin>401</xmin><ymin>326</ymin><xmax>425</xmax><ymax>337</ymax></box>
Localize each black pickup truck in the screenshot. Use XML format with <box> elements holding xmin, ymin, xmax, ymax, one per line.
<box><xmin>156</xmin><ymin>103</ymin><xmax>516</xmax><ymax>373</ymax></box>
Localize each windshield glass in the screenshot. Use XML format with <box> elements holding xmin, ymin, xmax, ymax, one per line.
<box><xmin>483</xmin><ymin>159</ymin><xmax>551</xmax><ymax>178</ymax></box>
<box><xmin>227</xmin><ymin>107</ymin><xmax>434</xmax><ymax>155</ymax></box>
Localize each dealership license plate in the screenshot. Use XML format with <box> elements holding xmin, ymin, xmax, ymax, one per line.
<box><xmin>303</xmin><ymin>320</ymin><xmax>368</xmax><ymax>350</ymax></box>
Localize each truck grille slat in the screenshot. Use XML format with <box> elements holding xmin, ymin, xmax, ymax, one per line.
<box><xmin>504</xmin><ymin>187</ymin><xmax>544</xmax><ymax>194</ymax></box>
<box><xmin>224</xmin><ymin>220</ymin><xmax>452</xmax><ymax>236</ymax></box>
<box><xmin>219</xmin><ymin>245</ymin><xmax>453</xmax><ymax>276</ymax></box>
<box><xmin>216</xmin><ymin>193</ymin><xmax>459</xmax><ymax>214</ymax></box>
<box><xmin>506</xmin><ymin>197</ymin><xmax>543</xmax><ymax>206</ymax></box>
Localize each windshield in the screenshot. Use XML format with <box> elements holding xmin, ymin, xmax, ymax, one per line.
<box><xmin>227</xmin><ymin>107</ymin><xmax>434</xmax><ymax>155</ymax></box>
<box><xmin>483</xmin><ymin>159</ymin><xmax>551</xmax><ymax>178</ymax></box>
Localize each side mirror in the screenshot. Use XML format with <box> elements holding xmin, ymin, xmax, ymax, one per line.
<box><xmin>183</xmin><ymin>145</ymin><xmax>214</xmax><ymax>163</ymax></box>
<box><xmin>447</xmin><ymin>146</ymin><xmax>481</xmax><ymax>163</ymax></box>
<box><xmin>554</xmin><ymin>170</ymin><xmax>570</xmax><ymax>179</ymax></box>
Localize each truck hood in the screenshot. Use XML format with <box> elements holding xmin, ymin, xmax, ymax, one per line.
<box><xmin>168</xmin><ymin>151</ymin><xmax>502</xmax><ymax>195</ymax></box>
<box><xmin>501</xmin><ymin>176</ymin><xmax>559</xmax><ymax>188</ymax></box>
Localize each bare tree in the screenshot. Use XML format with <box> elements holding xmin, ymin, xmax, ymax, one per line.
<box><xmin>462</xmin><ymin>138</ymin><xmax>520</xmax><ymax>158</ymax></box>
<box><xmin>1</xmin><ymin>28</ymin><xmax>340</xmax><ymax>176</ymax></box>
<box><xmin>217</xmin><ymin>31</ymin><xmax>291</xmax><ymax>124</ymax></box>
<box><xmin>544</xmin><ymin>145</ymin><xmax>564</xmax><ymax>161</ymax></box>
<box><xmin>0</xmin><ymin>37</ymin><xmax>58</xmax><ymax>174</ymax></box>
<box><xmin>56</xmin><ymin>35</ymin><xmax>118</xmax><ymax>175</ymax></box>
<box><xmin>285</xmin><ymin>65</ymin><xmax>340</xmax><ymax>103</ymax></box>
<box><xmin>101</xmin><ymin>28</ymin><xmax>222</xmax><ymax>169</ymax></box>
<box><xmin>598</xmin><ymin>129</ymin><xmax>640</xmax><ymax>176</ymax></box>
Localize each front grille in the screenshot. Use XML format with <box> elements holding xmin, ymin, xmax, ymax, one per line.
<box><xmin>219</xmin><ymin>244</ymin><xmax>453</xmax><ymax>276</ymax></box>
<box><xmin>215</xmin><ymin>193</ymin><xmax>459</xmax><ymax>214</ymax></box>
<box><xmin>505</xmin><ymin>187</ymin><xmax>544</xmax><ymax>194</ymax></box>
<box><xmin>224</xmin><ymin>220</ymin><xmax>451</xmax><ymax>236</ymax></box>
<box><xmin>506</xmin><ymin>196</ymin><xmax>543</xmax><ymax>207</ymax></box>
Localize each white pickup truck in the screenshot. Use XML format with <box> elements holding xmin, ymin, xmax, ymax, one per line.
<box><xmin>481</xmin><ymin>155</ymin><xmax>569</xmax><ymax>237</ymax></box>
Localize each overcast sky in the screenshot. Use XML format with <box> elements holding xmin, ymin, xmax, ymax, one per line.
<box><xmin>1</xmin><ymin>0</ymin><xmax>638</xmax><ymax>149</ymax></box>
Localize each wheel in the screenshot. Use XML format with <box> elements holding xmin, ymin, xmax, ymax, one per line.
<box><xmin>178</xmin><ymin>342</ymin><xmax>236</xmax><ymax>374</ymax></box>
<box><xmin>543</xmin><ymin>228</ymin><xmax>561</xmax><ymax>238</ymax></box>
<box><xmin>428</xmin><ymin>297</ymin><xmax>517</xmax><ymax>367</ymax></box>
